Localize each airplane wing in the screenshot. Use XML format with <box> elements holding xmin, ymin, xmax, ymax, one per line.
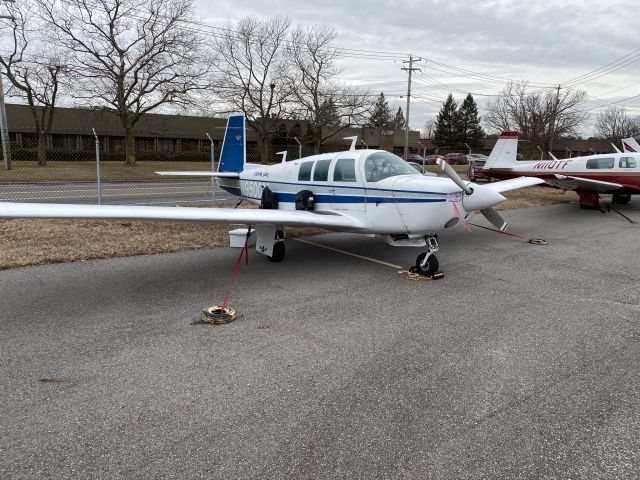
<box><xmin>483</xmin><ymin>176</ymin><xmax>545</xmax><ymax>193</ymax></box>
<box><xmin>0</xmin><ymin>202</ymin><xmax>365</xmax><ymax>231</ymax></box>
<box><xmin>549</xmin><ymin>175</ymin><xmax>622</xmax><ymax>192</ymax></box>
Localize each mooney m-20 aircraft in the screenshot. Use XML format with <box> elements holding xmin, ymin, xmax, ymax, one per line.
<box><xmin>0</xmin><ymin>115</ymin><xmax>543</xmax><ymax>275</ymax></box>
<box><xmin>483</xmin><ymin>132</ymin><xmax>640</xmax><ymax>209</ymax></box>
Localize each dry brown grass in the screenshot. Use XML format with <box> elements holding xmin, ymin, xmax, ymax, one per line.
<box><xmin>0</xmin><ymin>186</ymin><xmax>577</xmax><ymax>269</ymax></box>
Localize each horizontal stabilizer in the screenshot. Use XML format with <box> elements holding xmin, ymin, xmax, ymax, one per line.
<box><xmin>155</xmin><ymin>171</ymin><xmax>240</xmax><ymax>178</ymax></box>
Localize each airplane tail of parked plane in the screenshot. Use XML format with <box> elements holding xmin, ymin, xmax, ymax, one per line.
<box><xmin>621</xmin><ymin>137</ymin><xmax>640</xmax><ymax>153</ymax></box>
<box><xmin>483</xmin><ymin>131</ymin><xmax>519</xmax><ymax>169</ymax></box>
<box><xmin>218</xmin><ymin>114</ymin><xmax>246</xmax><ymax>174</ymax></box>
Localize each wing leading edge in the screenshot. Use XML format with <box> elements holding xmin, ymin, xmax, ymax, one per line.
<box><xmin>0</xmin><ymin>202</ymin><xmax>364</xmax><ymax>231</ymax></box>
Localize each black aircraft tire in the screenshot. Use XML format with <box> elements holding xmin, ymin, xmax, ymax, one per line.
<box><xmin>612</xmin><ymin>193</ymin><xmax>631</xmax><ymax>204</ymax></box>
<box><xmin>268</xmin><ymin>242</ymin><xmax>285</xmax><ymax>262</ymax></box>
<box><xmin>415</xmin><ymin>252</ymin><xmax>439</xmax><ymax>276</ymax></box>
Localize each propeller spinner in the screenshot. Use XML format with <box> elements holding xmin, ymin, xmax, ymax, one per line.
<box><xmin>435</xmin><ymin>158</ymin><xmax>508</xmax><ymax>231</ymax></box>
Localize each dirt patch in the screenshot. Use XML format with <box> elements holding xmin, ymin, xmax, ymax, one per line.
<box><xmin>0</xmin><ymin>187</ymin><xmax>577</xmax><ymax>269</ymax></box>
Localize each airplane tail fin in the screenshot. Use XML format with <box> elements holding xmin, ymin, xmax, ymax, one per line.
<box><xmin>484</xmin><ymin>131</ymin><xmax>519</xmax><ymax>169</ymax></box>
<box><xmin>218</xmin><ymin>114</ymin><xmax>246</xmax><ymax>173</ymax></box>
<box><xmin>621</xmin><ymin>137</ymin><xmax>640</xmax><ymax>153</ymax></box>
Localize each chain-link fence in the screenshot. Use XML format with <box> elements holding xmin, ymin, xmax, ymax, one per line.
<box><xmin>0</xmin><ymin>132</ymin><xmax>316</xmax><ymax>206</ymax></box>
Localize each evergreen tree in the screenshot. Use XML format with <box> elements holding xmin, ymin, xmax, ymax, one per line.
<box><xmin>433</xmin><ymin>93</ymin><xmax>458</xmax><ymax>147</ymax></box>
<box><xmin>369</xmin><ymin>92</ymin><xmax>392</xmax><ymax>128</ymax></box>
<box><xmin>392</xmin><ymin>107</ymin><xmax>406</xmax><ymax>129</ymax></box>
<box><xmin>455</xmin><ymin>93</ymin><xmax>485</xmax><ymax>149</ymax></box>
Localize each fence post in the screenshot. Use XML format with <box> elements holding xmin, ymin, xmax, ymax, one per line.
<box><xmin>93</xmin><ymin>128</ymin><xmax>101</xmax><ymax>205</ymax></box>
<box><xmin>205</xmin><ymin>132</ymin><xmax>215</xmax><ymax>205</ymax></box>
<box><xmin>294</xmin><ymin>137</ymin><xmax>302</xmax><ymax>159</ymax></box>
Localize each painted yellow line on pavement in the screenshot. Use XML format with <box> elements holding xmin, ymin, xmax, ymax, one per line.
<box><xmin>292</xmin><ymin>238</ymin><xmax>402</xmax><ymax>270</ymax></box>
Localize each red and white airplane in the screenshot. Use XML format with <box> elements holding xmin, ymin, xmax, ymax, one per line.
<box><xmin>483</xmin><ymin>132</ymin><xmax>640</xmax><ymax>208</ymax></box>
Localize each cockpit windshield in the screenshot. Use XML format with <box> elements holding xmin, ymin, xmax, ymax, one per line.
<box><xmin>364</xmin><ymin>152</ymin><xmax>417</xmax><ymax>182</ymax></box>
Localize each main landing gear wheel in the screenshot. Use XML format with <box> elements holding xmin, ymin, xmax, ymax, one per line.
<box><xmin>415</xmin><ymin>252</ymin><xmax>439</xmax><ymax>276</ymax></box>
<box><xmin>612</xmin><ymin>193</ymin><xmax>631</xmax><ymax>204</ymax></box>
<box><xmin>268</xmin><ymin>241</ymin><xmax>285</xmax><ymax>262</ymax></box>
<box><xmin>268</xmin><ymin>228</ymin><xmax>286</xmax><ymax>262</ymax></box>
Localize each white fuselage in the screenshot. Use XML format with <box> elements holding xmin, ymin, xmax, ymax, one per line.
<box><xmin>217</xmin><ymin>150</ymin><xmax>486</xmax><ymax>236</ymax></box>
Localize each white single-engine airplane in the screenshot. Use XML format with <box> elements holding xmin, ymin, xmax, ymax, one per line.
<box><xmin>483</xmin><ymin>132</ymin><xmax>640</xmax><ymax>209</ymax></box>
<box><xmin>0</xmin><ymin>115</ymin><xmax>543</xmax><ymax>275</ymax></box>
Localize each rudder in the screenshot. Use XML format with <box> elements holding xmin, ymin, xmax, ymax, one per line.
<box><xmin>484</xmin><ymin>131</ymin><xmax>519</xmax><ymax>169</ymax></box>
<box><xmin>218</xmin><ymin>114</ymin><xmax>246</xmax><ymax>173</ymax></box>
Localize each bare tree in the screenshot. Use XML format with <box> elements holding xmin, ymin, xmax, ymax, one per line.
<box><xmin>286</xmin><ymin>24</ymin><xmax>370</xmax><ymax>154</ymax></box>
<box><xmin>421</xmin><ymin>120</ymin><xmax>435</xmax><ymax>139</ymax></box>
<box><xmin>595</xmin><ymin>106</ymin><xmax>640</xmax><ymax>143</ymax></box>
<box><xmin>485</xmin><ymin>81</ymin><xmax>587</xmax><ymax>155</ymax></box>
<box><xmin>0</xmin><ymin>1</ymin><xmax>64</xmax><ymax>167</ymax></box>
<box><xmin>213</xmin><ymin>16</ymin><xmax>291</xmax><ymax>164</ymax></box>
<box><xmin>38</xmin><ymin>0</ymin><xmax>213</xmax><ymax>166</ymax></box>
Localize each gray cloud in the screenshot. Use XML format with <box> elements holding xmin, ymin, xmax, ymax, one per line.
<box><xmin>196</xmin><ymin>0</ymin><xmax>640</xmax><ymax>133</ymax></box>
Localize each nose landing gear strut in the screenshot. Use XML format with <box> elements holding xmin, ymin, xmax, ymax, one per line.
<box><xmin>415</xmin><ymin>235</ymin><xmax>440</xmax><ymax>276</ymax></box>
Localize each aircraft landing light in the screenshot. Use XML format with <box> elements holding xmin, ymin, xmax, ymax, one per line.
<box><xmin>292</xmin><ymin>238</ymin><xmax>402</xmax><ymax>270</ymax></box>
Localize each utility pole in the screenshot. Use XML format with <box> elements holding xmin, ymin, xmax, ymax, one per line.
<box><xmin>549</xmin><ymin>84</ymin><xmax>561</xmax><ymax>155</ymax></box>
<box><xmin>402</xmin><ymin>55</ymin><xmax>421</xmax><ymax>160</ymax></box>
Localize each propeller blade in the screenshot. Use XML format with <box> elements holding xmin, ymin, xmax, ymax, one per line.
<box><xmin>480</xmin><ymin>207</ymin><xmax>507</xmax><ymax>231</ymax></box>
<box><xmin>435</xmin><ymin>158</ymin><xmax>473</xmax><ymax>195</ymax></box>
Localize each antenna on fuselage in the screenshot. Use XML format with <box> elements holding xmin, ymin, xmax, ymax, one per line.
<box><xmin>277</xmin><ymin>151</ymin><xmax>287</xmax><ymax>163</ymax></box>
<box><xmin>611</xmin><ymin>143</ymin><xmax>622</xmax><ymax>153</ymax></box>
<box><xmin>343</xmin><ymin>136</ymin><xmax>358</xmax><ymax>152</ymax></box>
<box><xmin>548</xmin><ymin>151</ymin><xmax>559</xmax><ymax>161</ymax></box>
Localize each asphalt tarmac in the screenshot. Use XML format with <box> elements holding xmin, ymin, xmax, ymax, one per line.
<box><xmin>1</xmin><ymin>202</ymin><xmax>639</xmax><ymax>479</ymax></box>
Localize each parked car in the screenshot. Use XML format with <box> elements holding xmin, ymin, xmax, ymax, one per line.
<box><xmin>443</xmin><ymin>152</ymin><xmax>468</xmax><ymax>165</ymax></box>
<box><xmin>466</xmin><ymin>153</ymin><xmax>488</xmax><ymax>162</ymax></box>
<box><xmin>408</xmin><ymin>161</ymin><xmax>437</xmax><ymax>177</ymax></box>
<box><xmin>406</xmin><ymin>154</ymin><xmax>427</xmax><ymax>165</ymax></box>
<box><xmin>467</xmin><ymin>159</ymin><xmax>493</xmax><ymax>182</ymax></box>
<box><xmin>425</xmin><ymin>154</ymin><xmax>446</xmax><ymax>165</ymax></box>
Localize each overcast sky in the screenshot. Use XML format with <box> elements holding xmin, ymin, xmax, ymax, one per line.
<box><xmin>194</xmin><ymin>0</ymin><xmax>640</xmax><ymax>136</ymax></box>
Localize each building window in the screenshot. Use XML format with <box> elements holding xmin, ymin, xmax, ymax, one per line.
<box><xmin>158</xmin><ymin>138</ymin><xmax>176</xmax><ymax>151</ymax></box>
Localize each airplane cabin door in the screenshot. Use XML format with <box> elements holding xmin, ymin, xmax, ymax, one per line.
<box><xmin>329</xmin><ymin>157</ymin><xmax>365</xmax><ymax>211</ymax></box>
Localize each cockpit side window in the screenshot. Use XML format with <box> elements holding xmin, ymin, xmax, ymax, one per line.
<box><xmin>333</xmin><ymin>158</ymin><xmax>356</xmax><ymax>182</ymax></box>
<box><xmin>364</xmin><ymin>152</ymin><xmax>415</xmax><ymax>182</ymax></box>
<box><xmin>298</xmin><ymin>161</ymin><xmax>313</xmax><ymax>181</ymax></box>
<box><xmin>619</xmin><ymin>156</ymin><xmax>637</xmax><ymax>168</ymax></box>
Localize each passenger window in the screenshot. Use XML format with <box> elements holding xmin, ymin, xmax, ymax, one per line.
<box><xmin>313</xmin><ymin>159</ymin><xmax>331</xmax><ymax>181</ymax></box>
<box><xmin>298</xmin><ymin>161</ymin><xmax>313</xmax><ymax>181</ymax></box>
<box><xmin>619</xmin><ymin>156</ymin><xmax>637</xmax><ymax>168</ymax></box>
<box><xmin>333</xmin><ymin>158</ymin><xmax>356</xmax><ymax>182</ymax></box>
<box><xmin>586</xmin><ymin>157</ymin><xmax>614</xmax><ymax>169</ymax></box>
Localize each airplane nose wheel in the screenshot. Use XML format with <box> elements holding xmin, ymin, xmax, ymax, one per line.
<box><xmin>415</xmin><ymin>235</ymin><xmax>440</xmax><ymax>276</ymax></box>
<box><xmin>415</xmin><ymin>252</ymin><xmax>439</xmax><ymax>276</ymax></box>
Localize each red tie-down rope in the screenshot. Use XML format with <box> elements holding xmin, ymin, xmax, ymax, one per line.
<box><xmin>451</xmin><ymin>201</ymin><xmax>473</xmax><ymax>232</ymax></box>
<box><xmin>220</xmin><ymin>226</ymin><xmax>251</xmax><ymax>310</ymax></box>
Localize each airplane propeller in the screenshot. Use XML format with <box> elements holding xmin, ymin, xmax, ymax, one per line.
<box><xmin>435</xmin><ymin>158</ymin><xmax>507</xmax><ymax>231</ymax></box>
